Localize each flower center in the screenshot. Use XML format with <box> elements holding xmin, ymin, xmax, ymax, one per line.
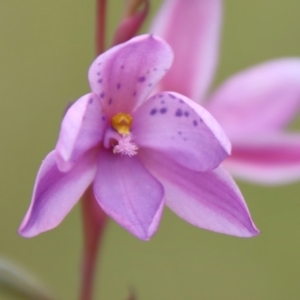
<box><xmin>104</xmin><ymin>112</ymin><xmax>138</xmax><ymax>156</ymax></box>
<box><xmin>111</xmin><ymin>112</ymin><xmax>132</xmax><ymax>135</ymax></box>
<box><xmin>113</xmin><ymin>134</ymin><xmax>138</xmax><ymax>156</ymax></box>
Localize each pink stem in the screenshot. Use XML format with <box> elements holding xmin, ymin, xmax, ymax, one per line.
<box><xmin>95</xmin><ymin>0</ymin><xmax>107</xmax><ymax>55</ymax></box>
<box><xmin>79</xmin><ymin>2</ymin><xmax>108</xmax><ymax>299</ymax></box>
<box><xmin>79</xmin><ymin>186</ymin><xmax>107</xmax><ymax>300</ymax></box>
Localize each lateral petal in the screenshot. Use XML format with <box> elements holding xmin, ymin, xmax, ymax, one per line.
<box><xmin>207</xmin><ymin>59</ymin><xmax>300</xmax><ymax>140</ymax></box>
<box><xmin>150</xmin><ymin>0</ymin><xmax>222</xmax><ymax>101</ymax></box>
<box><xmin>140</xmin><ymin>150</ymin><xmax>259</xmax><ymax>237</ymax></box>
<box><xmin>19</xmin><ymin>150</ymin><xmax>97</xmax><ymax>237</ymax></box>
<box><xmin>89</xmin><ymin>35</ymin><xmax>173</xmax><ymax>117</ymax></box>
<box><xmin>56</xmin><ymin>93</ymin><xmax>106</xmax><ymax>172</ymax></box>
<box><xmin>132</xmin><ymin>92</ymin><xmax>230</xmax><ymax>172</ymax></box>
<box><xmin>93</xmin><ymin>150</ymin><xmax>164</xmax><ymax>240</ymax></box>
<box><xmin>225</xmin><ymin>133</ymin><xmax>300</xmax><ymax>185</ymax></box>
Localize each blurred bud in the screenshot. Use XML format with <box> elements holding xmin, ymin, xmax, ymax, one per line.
<box><xmin>126</xmin><ymin>287</ymin><xmax>137</xmax><ymax>300</ymax></box>
<box><xmin>0</xmin><ymin>258</ymin><xmax>55</xmax><ymax>300</ymax></box>
<box><xmin>112</xmin><ymin>0</ymin><xmax>149</xmax><ymax>46</ymax></box>
<box><xmin>125</xmin><ymin>0</ymin><xmax>145</xmax><ymax>17</ymax></box>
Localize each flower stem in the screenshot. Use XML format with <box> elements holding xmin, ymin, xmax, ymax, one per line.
<box><xmin>96</xmin><ymin>0</ymin><xmax>107</xmax><ymax>55</ymax></box>
<box><xmin>79</xmin><ymin>186</ymin><xmax>107</xmax><ymax>300</ymax></box>
<box><xmin>79</xmin><ymin>2</ymin><xmax>108</xmax><ymax>299</ymax></box>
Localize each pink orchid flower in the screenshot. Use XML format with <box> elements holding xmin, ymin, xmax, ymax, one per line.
<box><xmin>19</xmin><ymin>35</ymin><xmax>258</xmax><ymax>240</ymax></box>
<box><xmin>151</xmin><ymin>0</ymin><xmax>300</xmax><ymax>185</ymax></box>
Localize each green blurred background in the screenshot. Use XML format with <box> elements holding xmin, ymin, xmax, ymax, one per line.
<box><xmin>0</xmin><ymin>1</ymin><xmax>300</xmax><ymax>299</ymax></box>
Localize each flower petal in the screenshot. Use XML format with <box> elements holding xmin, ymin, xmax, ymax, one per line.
<box><xmin>19</xmin><ymin>150</ymin><xmax>97</xmax><ymax>238</ymax></box>
<box><xmin>88</xmin><ymin>34</ymin><xmax>173</xmax><ymax>117</ymax></box>
<box><xmin>207</xmin><ymin>59</ymin><xmax>300</xmax><ymax>140</ymax></box>
<box><xmin>140</xmin><ymin>150</ymin><xmax>258</xmax><ymax>237</ymax></box>
<box><xmin>150</xmin><ymin>0</ymin><xmax>222</xmax><ymax>101</ymax></box>
<box><xmin>93</xmin><ymin>150</ymin><xmax>164</xmax><ymax>240</ymax></box>
<box><xmin>132</xmin><ymin>92</ymin><xmax>230</xmax><ymax>172</ymax></box>
<box><xmin>55</xmin><ymin>93</ymin><xmax>106</xmax><ymax>172</ymax></box>
<box><xmin>224</xmin><ymin>133</ymin><xmax>300</xmax><ymax>185</ymax></box>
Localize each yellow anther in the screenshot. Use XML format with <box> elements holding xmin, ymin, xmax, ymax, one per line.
<box><xmin>111</xmin><ymin>113</ymin><xmax>133</xmax><ymax>135</ymax></box>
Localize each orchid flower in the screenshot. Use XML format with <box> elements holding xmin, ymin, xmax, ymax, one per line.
<box><xmin>151</xmin><ymin>0</ymin><xmax>300</xmax><ymax>185</ymax></box>
<box><xmin>19</xmin><ymin>35</ymin><xmax>258</xmax><ymax>240</ymax></box>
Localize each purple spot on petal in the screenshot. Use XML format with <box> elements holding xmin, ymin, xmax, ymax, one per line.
<box><xmin>193</xmin><ymin>120</ymin><xmax>198</xmax><ymax>126</ymax></box>
<box><xmin>97</xmin><ymin>79</ymin><xmax>102</xmax><ymax>84</ymax></box>
<box><xmin>138</xmin><ymin>76</ymin><xmax>146</xmax><ymax>82</ymax></box>
<box><xmin>108</xmin><ymin>98</ymin><xmax>112</xmax><ymax>105</ymax></box>
<box><xmin>158</xmin><ymin>94</ymin><xmax>163</xmax><ymax>98</ymax></box>
<box><xmin>89</xmin><ymin>98</ymin><xmax>93</xmax><ymax>104</ymax></box>
<box><xmin>150</xmin><ymin>108</ymin><xmax>157</xmax><ymax>115</ymax></box>
<box><xmin>100</xmin><ymin>92</ymin><xmax>105</xmax><ymax>98</ymax></box>
<box><xmin>133</xmin><ymin>91</ymin><xmax>137</xmax><ymax>97</ymax></box>
<box><xmin>179</xmin><ymin>99</ymin><xmax>184</xmax><ymax>103</ymax></box>
<box><xmin>102</xmin><ymin>116</ymin><xmax>106</xmax><ymax>121</ymax></box>
<box><xmin>98</xmin><ymin>62</ymin><xmax>102</xmax><ymax>65</ymax></box>
<box><xmin>183</xmin><ymin>137</ymin><xmax>188</xmax><ymax>141</ymax></box>
<box><xmin>148</xmin><ymin>83</ymin><xmax>153</xmax><ymax>87</ymax></box>
<box><xmin>161</xmin><ymin>100</ymin><xmax>165</xmax><ymax>104</ymax></box>
<box><xmin>153</xmin><ymin>68</ymin><xmax>157</xmax><ymax>71</ymax></box>
<box><xmin>175</xmin><ymin>108</ymin><xmax>183</xmax><ymax>117</ymax></box>
<box><xmin>117</xmin><ymin>83</ymin><xmax>121</xmax><ymax>89</ymax></box>
<box><xmin>178</xmin><ymin>131</ymin><xmax>182</xmax><ymax>135</ymax></box>
<box><xmin>120</xmin><ymin>65</ymin><xmax>124</xmax><ymax>69</ymax></box>
<box><xmin>160</xmin><ymin>107</ymin><xmax>167</xmax><ymax>114</ymax></box>
<box><xmin>97</xmin><ymin>72</ymin><xmax>101</xmax><ymax>76</ymax></box>
<box><xmin>169</xmin><ymin>94</ymin><xmax>176</xmax><ymax>99</ymax></box>
<box><xmin>184</xmin><ymin>111</ymin><xmax>189</xmax><ymax>117</ymax></box>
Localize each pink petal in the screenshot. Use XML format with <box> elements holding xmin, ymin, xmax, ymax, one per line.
<box><xmin>207</xmin><ymin>59</ymin><xmax>300</xmax><ymax>140</ymax></box>
<box><xmin>88</xmin><ymin>35</ymin><xmax>173</xmax><ymax>118</ymax></box>
<box><xmin>150</xmin><ymin>0</ymin><xmax>222</xmax><ymax>101</ymax></box>
<box><xmin>56</xmin><ymin>93</ymin><xmax>106</xmax><ymax>172</ymax></box>
<box><xmin>224</xmin><ymin>133</ymin><xmax>300</xmax><ymax>185</ymax></box>
<box><xmin>19</xmin><ymin>150</ymin><xmax>97</xmax><ymax>238</ymax></box>
<box><xmin>140</xmin><ymin>150</ymin><xmax>258</xmax><ymax>237</ymax></box>
<box><xmin>93</xmin><ymin>150</ymin><xmax>164</xmax><ymax>240</ymax></box>
<box><xmin>132</xmin><ymin>92</ymin><xmax>230</xmax><ymax>172</ymax></box>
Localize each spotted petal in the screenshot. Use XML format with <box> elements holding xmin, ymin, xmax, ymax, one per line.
<box><xmin>19</xmin><ymin>150</ymin><xmax>97</xmax><ymax>238</ymax></box>
<box><xmin>56</xmin><ymin>93</ymin><xmax>106</xmax><ymax>172</ymax></box>
<box><xmin>132</xmin><ymin>92</ymin><xmax>230</xmax><ymax>172</ymax></box>
<box><xmin>93</xmin><ymin>149</ymin><xmax>164</xmax><ymax>240</ymax></box>
<box><xmin>150</xmin><ymin>0</ymin><xmax>222</xmax><ymax>101</ymax></box>
<box><xmin>207</xmin><ymin>59</ymin><xmax>300</xmax><ymax>140</ymax></box>
<box><xmin>89</xmin><ymin>35</ymin><xmax>173</xmax><ymax>118</ymax></box>
<box><xmin>140</xmin><ymin>150</ymin><xmax>258</xmax><ymax>237</ymax></box>
<box><xmin>224</xmin><ymin>133</ymin><xmax>300</xmax><ymax>185</ymax></box>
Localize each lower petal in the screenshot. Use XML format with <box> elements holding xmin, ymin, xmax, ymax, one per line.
<box><xmin>224</xmin><ymin>133</ymin><xmax>300</xmax><ymax>185</ymax></box>
<box><xmin>140</xmin><ymin>150</ymin><xmax>258</xmax><ymax>237</ymax></box>
<box><xmin>93</xmin><ymin>150</ymin><xmax>164</xmax><ymax>240</ymax></box>
<box><xmin>19</xmin><ymin>149</ymin><xmax>97</xmax><ymax>237</ymax></box>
